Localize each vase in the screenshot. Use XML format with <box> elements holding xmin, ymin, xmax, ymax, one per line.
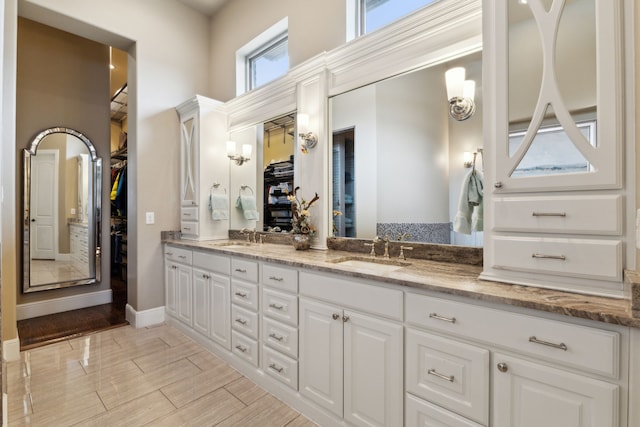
<box><xmin>292</xmin><ymin>234</ymin><xmax>311</xmax><ymax>250</ymax></box>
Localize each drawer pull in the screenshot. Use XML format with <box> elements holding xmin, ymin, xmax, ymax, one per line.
<box><xmin>183</xmin><ymin>213</ymin><xmax>192</xmax><ymax>216</ymax></box>
<box><xmin>171</xmin><ymin>265</ymin><xmax>178</xmax><ymax>270</ymax></box>
<box><xmin>235</xmin><ymin>318</ymin><xmax>248</xmax><ymax>325</ymax></box>
<box><xmin>178</xmin><ymin>255</ymin><xmax>187</xmax><ymax>259</ymax></box>
<box><xmin>428</xmin><ymin>313</ymin><xmax>456</xmax><ymax>323</ymax></box>
<box><xmin>269</xmin><ymin>333</ymin><xmax>284</xmax><ymax>341</ymax></box>
<box><xmin>183</xmin><ymin>227</ymin><xmax>191</xmax><ymax>230</ymax></box>
<box><xmin>427</xmin><ymin>369</ymin><xmax>454</xmax><ymax>382</ymax></box>
<box><xmin>531</xmin><ymin>253</ymin><xmax>566</xmax><ymax>261</ymax></box>
<box><xmin>166</xmin><ymin>252</ymin><xmax>174</xmax><ymax>256</ymax></box>
<box><xmin>235</xmin><ymin>268</ymin><xmax>247</xmax><ymax>273</ymax></box>
<box><xmin>532</xmin><ymin>212</ymin><xmax>566</xmax><ymax>217</ymax></box>
<box><xmin>269</xmin><ymin>363</ymin><xmax>284</xmax><ymax>373</ymax></box>
<box><xmin>269</xmin><ymin>276</ymin><xmax>284</xmax><ymax>282</ymax></box>
<box><xmin>269</xmin><ymin>303</ymin><xmax>285</xmax><ymax>311</ymax></box>
<box><xmin>235</xmin><ymin>345</ymin><xmax>247</xmax><ymax>353</ymax></box>
<box><xmin>235</xmin><ymin>292</ymin><xmax>247</xmax><ymax>298</ymax></box>
<box><xmin>529</xmin><ymin>336</ymin><xmax>568</xmax><ymax>351</ymax></box>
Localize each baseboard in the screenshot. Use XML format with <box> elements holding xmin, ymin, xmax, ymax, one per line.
<box><xmin>3</xmin><ymin>337</ymin><xmax>20</xmax><ymax>362</ymax></box>
<box><xmin>16</xmin><ymin>289</ymin><xmax>113</xmax><ymax>320</ymax></box>
<box><xmin>126</xmin><ymin>304</ymin><xmax>165</xmax><ymax>328</ymax></box>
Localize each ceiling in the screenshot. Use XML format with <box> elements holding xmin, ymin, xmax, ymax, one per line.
<box><xmin>177</xmin><ymin>0</ymin><xmax>230</xmax><ymax>16</ymax></box>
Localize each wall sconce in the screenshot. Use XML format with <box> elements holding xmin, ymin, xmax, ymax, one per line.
<box><xmin>297</xmin><ymin>113</ymin><xmax>317</xmax><ymax>153</ymax></box>
<box><xmin>445</xmin><ymin>67</ymin><xmax>476</xmax><ymax>121</ymax></box>
<box><xmin>226</xmin><ymin>141</ymin><xmax>252</xmax><ymax>166</ymax></box>
<box><xmin>463</xmin><ymin>151</ymin><xmax>474</xmax><ymax>168</ymax></box>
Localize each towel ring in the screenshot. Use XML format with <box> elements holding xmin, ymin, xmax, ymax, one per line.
<box><xmin>240</xmin><ymin>185</ymin><xmax>254</xmax><ymax>195</ymax></box>
<box><xmin>211</xmin><ymin>182</ymin><xmax>226</xmax><ymax>194</ymax></box>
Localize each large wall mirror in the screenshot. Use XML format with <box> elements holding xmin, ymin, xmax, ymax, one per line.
<box><xmin>23</xmin><ymin>127</ymin><xmax>102</xmax><ymax>292</ymax></box>
<box><xmin>330</xmin><ymin>50</ymin><xmax>483</xmax><ymax>247</ymax></box>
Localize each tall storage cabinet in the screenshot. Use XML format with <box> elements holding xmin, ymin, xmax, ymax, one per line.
<box><xmin>176</xmin><ymin>95</ymin><xmax>229</xmax><ymax>240</ymax></box>
<box><xmin>482</xmin><ymin>0</ymin><xmax>634</xmax><ymax>297</ymax></box>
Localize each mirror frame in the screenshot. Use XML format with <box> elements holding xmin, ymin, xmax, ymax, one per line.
<box><xmin>23</xmin><ymin>127</ymin><xmax>102</xmax><ymax>293</ymax></box>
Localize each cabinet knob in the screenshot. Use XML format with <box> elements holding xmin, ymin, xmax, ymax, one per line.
<box><xmin>342</xmin><ymin>315</ymin><xmax>350</xmax><ymax>322</ymax></box>
<box><xmin>494</xmin><ymin>182</ymin><xmax>503</xmax><ymax>189</ymax></box>
<box><xmin>332</xmin><ymin>313</ymin><xmax>340</xmax><ymax>320</ymax></box>
<box><xmin>497</xmin><ymin>362</ymin><xmax>508</xmax><ymax>373</ymax></box>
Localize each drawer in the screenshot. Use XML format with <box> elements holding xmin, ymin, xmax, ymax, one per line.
<box><xmin>300</xmin><ymin>271</ymin><xmax>403</xmax><ymax>321</ymax></box>
<box><xmin>164</xmin><ymin>245</ymin><xmax>192</xmax><ymax>265</ymax></box>
<box><xmin>231</xmin><ymin>281</ymin><xmax>259</xmax><ymax>311</ymax></box>
<box><xmin>262</xmin><ymin>345</ymin><xmax>298</xmax><ymax>390</ymax></box>
<box><xmin>193</xmin><ymin>251</ymin><xmax>229</xmax><ymax>274</ymax></box>
<box><xmin>262</xmin><ymin>288</ymin><xmax>298</xmax><ymax>326</ymax></box>
<box><xmin>231</xmin><ymin>258</ymin><xmax>259</xmax><ymax>283</ymax></box>
<box><xmin>231</xmin><ymin>305</ymin><xmax>259</xmax><ymax>339</ymax></box>
<box><xmin>491</xmin><ymin>236</ymin><xmax>622</xmax><ymax>282</ymax></box>
<box><xmin>406</xmin><ymin>328</ymin><xmax>489</xmax><ymax>425</ymax></box>
<box><xmin>232</xmin><ymin>331</ymin><xmax>259</xmax><ymax>367</ymax></box>
<box><xmin>493</xmin><ymin>195</ymin><xmax>622</xmax><ymax>235</ymax></box>
<box><xmin>405</xmin><ymin>394</ymin><xmax>483</xmax><ymax>427</ymax></box>
<box><xmin>405</xmin><ymin>293</ymin><xmax>621</xmax><ymax>378</ymax></box>
<box><xmin>263</xmin><ymin>317</ymin><xmax>298</xmax><ymax>359</ymax></box>
<box><xmin>262</xmin><ymin>263</ymin><xmax>298</xmax><ymax>293</ymax></box>
<box><xmin>180</xmin><ymin>221</ymin><xmax>199</xmax><ymax>236</ymax></box>
<box><xmin>181</xmin><ymin>206</ymin><xmax>199</xmax><ymax>221</ymax></box>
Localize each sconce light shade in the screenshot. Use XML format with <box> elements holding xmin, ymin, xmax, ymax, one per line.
<box><xmin>463</xmin><ymin>151</ymin><xmax>474</xmax><ymax>168</ymax></box>
<box><xmin>445</xmin><ymin>67</ymin><xmax>476</xmax><ymax>121</ymax></box>
<box><xmin>226</xmin><ymin>141</ymin><xmax>251</xmax><ymax>166</ymax></box>
<box><xmin>297</xmin><ymin>113</ymin><xmax>317</xmax><ymax>153</ymax></box>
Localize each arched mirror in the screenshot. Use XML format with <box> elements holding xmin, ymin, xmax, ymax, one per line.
<box><xmin>23</xmin><ymin>127</ymin><xmax>102</xmax><ymax>292</ymax></box>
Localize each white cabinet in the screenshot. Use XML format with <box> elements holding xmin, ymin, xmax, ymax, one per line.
<box><xmin>299</xmin><ymin>297</ymin><xmax>403</xmax><ymax>427</ymax></box>
<box><xmin>192</xmin><ymin>267</ymin><xmax>231</xmax><ymax>349</ymax></box>
<box><xmin>230</xmin><ymin>258</ymin><xmax>260</xmax><ymax>366</ymax></box>
<box><xmin>176</xmin><ymin>95</ymin><xmax>229</xmax><ymax>240</ymax></box>
<box><xmin>482</xmin><ymin>0</ymin><xmax>633</xmax><ymax>298</ymax></box>
<box><xmin>164</xmin><ymin>257</ymin><xmax>192</xmax><ymax>326</ymax></box>
<box><xmin>493</xmin><ymin>353</ymin><xmax>619</xmax><ymax>427</ymax></box>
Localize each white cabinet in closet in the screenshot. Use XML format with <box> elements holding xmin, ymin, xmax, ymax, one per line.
<box><xmin>482</xmin><ymin>0</ymin><xmax>633</xmax><ymax>297</ymax></box>
<box><xmin>176</xmin><ymin>95</ymin><xmax>229</xmax><ymax>240</ymax></box>
<box><xmin>299</xmin><ymin>271</ymin><xmax>403</xmax><ymax>427</ymax></box>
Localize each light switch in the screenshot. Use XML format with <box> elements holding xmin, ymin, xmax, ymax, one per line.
<box><xmin>70</xmin><ymin>208</ymin><xmax>76</xmax><ymax>215</ymax></box>
<box><xmin>146</xmin><ymin>212</ymin><xmax>155</xmax><ymax>225</ymax></box>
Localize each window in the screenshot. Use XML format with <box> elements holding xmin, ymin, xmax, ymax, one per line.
<box><xmin>351</xmin><ymin>0</ymin><xmax>438</xmax><ymax>38</ymax></box>
<box><xmin>246</xmin><ymin>33</ymin><xmax>289</xmax><ymax>90</ymax></box>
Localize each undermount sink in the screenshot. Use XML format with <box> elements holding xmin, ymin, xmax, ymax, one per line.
<box><xmin>212</xmin><ymin>242</ymin><xmax>253</xmax><ymax>249</ymax></box>
<box><xmin>327</xmin><ymin>256</ymin><xmax>410</xmax><ymax>273</ymax></box>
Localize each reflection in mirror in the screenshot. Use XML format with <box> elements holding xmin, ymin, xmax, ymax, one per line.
<box><xmin>508</xmin><ymin>0</ymin><xmax>596</xmax><ymax>178</ymax></box>
<box><xmin>331</xmin><ymin>51</ymin><xmax>483</xmax><ymax>247</ymax></box>
<box><xmin>263</xmin><ymin>114</ymin><xmax>295</xmax><ymax>232</ymax></box>
<box><xmin>24</xmin><ymin>127</ymin><xmax>102</xmax><ymax>292</ymax></box>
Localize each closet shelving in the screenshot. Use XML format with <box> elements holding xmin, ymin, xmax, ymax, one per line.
<box><xmin>264</xmin><ymin>155</ymin><xmax>294</xmax><ymax>232</ymax></box>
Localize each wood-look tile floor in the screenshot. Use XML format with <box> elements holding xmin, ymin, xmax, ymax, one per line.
<box><xmin>7</xmin><ymin>324</ymin><xmax>318</xmax><ymax>427</ymax></box>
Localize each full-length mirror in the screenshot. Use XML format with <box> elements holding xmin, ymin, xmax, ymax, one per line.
<box><xmin>23</xmin><ymin>127</ymin><xmax>102</xmax><ymax>292</ymax></box>
<box><xmin>331</xmin><ymin>51</ymin><xmax>483</xmax><ymax>247</ymax></box>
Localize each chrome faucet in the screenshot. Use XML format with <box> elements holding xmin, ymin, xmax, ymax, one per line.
<box><xmin>382</xmin><ymin>234</ymin><xmax>390</xmax><ymax>258</ymax></box>
<box><xmin>399</xmin><ymin>245</ymin><xmax>413</xmax><ymax>260</ymax></box>
<box><xmin>364</xmin><ymin>235</ymin><xmax>380</xmax><ymax>257</ymax></box>
<box><xmin>240</xmin><ymin>228</ymin><xmax>254</xmax><ymax>243</ymax></box>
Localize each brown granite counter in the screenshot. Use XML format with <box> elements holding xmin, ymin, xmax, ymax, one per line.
<box><xmin>163</xmin><ymin>238</ymin><xmax>639</xmax><ymax>329</ymax></box>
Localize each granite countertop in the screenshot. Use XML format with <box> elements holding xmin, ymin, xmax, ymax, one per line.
<box><xmin>163</xmin><ymin>238</ymin><xmax>640</xmax><ymax>329</ymax></box>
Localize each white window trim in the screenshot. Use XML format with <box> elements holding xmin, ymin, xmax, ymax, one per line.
<box><xmin>346</xmin><ymin>0</ymin><xmax>360</xmax><ymax>42</ymax></box>
<box><xmin>236</xmin><ymin>17</ymin><xmax>289</xmax><ymax>96</ymax></box>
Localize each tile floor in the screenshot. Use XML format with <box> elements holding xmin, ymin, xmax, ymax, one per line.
<box><xmin>7</xmin><ymin>324</ymin><xmax>318</xmax><ymax>426</ymax></box>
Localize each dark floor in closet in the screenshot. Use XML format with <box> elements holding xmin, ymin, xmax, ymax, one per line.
<box><xmin>17</xmin><ymin>277</ymin><xmax>128</xmax><ymax>350</ymax></box>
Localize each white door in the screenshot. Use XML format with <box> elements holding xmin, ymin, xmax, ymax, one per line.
<box><xmin>344</xmin><ymin>310</ymin><xmax>403</xmax><ymax>427</ymax></box>
<box><xmin>192</xmin><ymin>267</ymin><xmax>210</xmax><ymax>336</ymax></box>
<box><xmin>30</xmin><ymin>150</ymin><xmax>58</xmax><ymax>260</ymax></box>
<box><xmin>299</xmin><ymin>298</ymin><xmax>344</xmax><ymax>417</ymax></box>
<box><xmin>493</xmin><ymin>353</ymin><xmax>619</xmax><ymax>427</ymax></box>
<box><xmin>210</xmin><ymin>273</ymin><xmax>231</xmax><ymax>350</ymax></box>
<box><xmin>165</xmin><ymin>261</ymin><xmax>179</xmax><ymax>318</ymax></box>
<box><xmin>177</xmin><ymin>264</ymin><xmax>193</xmax><ymax>326</ymax></box>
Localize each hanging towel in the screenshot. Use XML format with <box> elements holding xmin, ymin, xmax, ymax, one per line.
<box><xmin>236</xmin><ymin>193</ymin><xmax>259</xmax><ymax>221</ymax></box>
<box><xmin>209</xmin><ymin>190</ymin><xmax>229</xmax><ymax>220</ymax></box>
<box><xmin>453</xmin><ymin>170</ymin><xmax>484</xmax><ymax>234</ymax></box>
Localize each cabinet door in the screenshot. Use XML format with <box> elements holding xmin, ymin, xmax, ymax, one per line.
<box><xmin>493</xmin><ymin>353</ymin><xmax>619</xmax><ymax>427</ymax></box>
<box><xmin>210</xmin><ymin>273</ymin><xmax>231</xmax><ymax>350</ymax></box>
<box><xmin>192</xmin><ymin>267</ymin><xmax>210</xmax><ymax>336</ymax></box>
<box><xmin>179</xmin><ymin>111</ymin><xmax>198</xmax><ymax>206</ymax></box>
<box><xmin>177</xmin><ymin>264</ymin><xmax>193</xmax><ymax>326</ymax></box>
<box><xmin>299</xmin><ymin>298</ymin><xmax>343</xmax><ymax>417</ymax></box>
<box><xmin>164</xmin><ymin>261</ymin><xmax>179</xmax><ymax>318</ymax></box>
<box><xmin>343</xmin><ymin>310</ymin><xmax>403</xmax><ymax>427</ymax></box>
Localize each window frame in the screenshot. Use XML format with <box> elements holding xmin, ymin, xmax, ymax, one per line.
<box><xmin>245</xmin><ymin>32</ymin><xmax>289</xmax><ymax>92</ymax></box>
